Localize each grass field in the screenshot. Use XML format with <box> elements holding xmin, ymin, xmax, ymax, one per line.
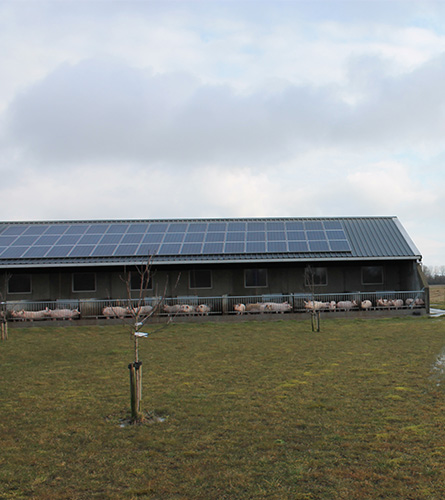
<box><xmin>430</xmin><ymin>284</ymin><xmax>445</xmax><ymax>309</ymax></box>
<box><xmin>1</xmin><ymin>316</ymin><xmax>445</xmax><ymax>499</ymax></box>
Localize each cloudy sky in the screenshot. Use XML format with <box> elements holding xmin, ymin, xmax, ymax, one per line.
<box><xmin>0</xmin><ymin>1</ymin><xmax>444</xmax><ymax>265</ymax></box>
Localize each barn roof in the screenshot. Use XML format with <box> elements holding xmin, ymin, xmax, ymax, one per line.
<box><xmin>0</xmin><ymin>216</ymin><xmax>421</xmax><ymax>268</ymax></box>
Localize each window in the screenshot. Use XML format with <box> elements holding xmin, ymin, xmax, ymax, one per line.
<box><xmin>362</xmin><ymin>266</ymin><xmax>384</xmax><ymax>285</ymax></box>
<box><xmin>72</xmin><ymin>272</ymin><xmax>96</xmax><ymax>292</ymax></box>
<box><xmin>8</xmin><ymin>274</ymin><xmax>31</xmax><ymax>294</ymax></box>
<box><xmin>304</xmin><ymin>267</ymin><xmax>327</xmax><ymax>287</ymax></box>
<box><xmin>130</xmin><ymin>271</ymin><xmax>153</xmax><ymax>291</ymax></box>
<box><xmin>245</xmin><ymin>268</ymin><xmax>268</xmax><ymax>288</ymax></box>
<box><xmin>189</xmin><ymin>269</ymin><xmax>212</xmax><ymax>289</ymax></box>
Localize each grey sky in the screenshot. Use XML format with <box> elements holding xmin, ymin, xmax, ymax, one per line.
<box><xmin>0</xmin><ymin>0</ymin><xmax>444</xmax><ymax>265</ymax></box>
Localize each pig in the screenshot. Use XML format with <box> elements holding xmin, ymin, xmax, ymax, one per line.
<box><xmin>264</xmin><ymin>302</ymin><xmax>292</xmax><ymax>313</ymax></box>
<box><xmin>163</xmin><ymin>304</ymin><xmax>182</xmax><ymax>315</ymax></box>
<box><xmin>12</xmin><ymin>308</ymin><xmax>50</xmax><ymax>321</ymax></box>
<box><xmin>234</xmin><ymin>303</ymin><xmax>246</xmax><ymax>315</ymax></box>
<box><xmin>246</xmin><ymin>303</ymin><xmax>267</xmax><ymax>313</ymax></box>
<box><xmin>336</xmin><ymin>300</ymin><xmax>358</xmax><ymax>310</ymax></box>
<box><xmin>102</xmin><ymin>306</ymin><xmax>127</xmax><ymax>319</ymax></box>
<box><xmin>130</xmin><ymin>305</ymin><xmax>154</xmax><ymax>316</ymax></box>
<box><xmin>196</xmin><ymin>304</ymin><xmax>211</xmax><ymax>316</ymax></box>
<box><xmin>360</xmin><ymin>300</ymin><xmax>372</xmax><ymax>309</ymax></box>
<box><xmin>179</xmin><ymin>304</ymin><xmax>195</xmax><ymax>315</ymax></box>
<box><xmin>48</xmin><ymin>308</ymin><xmax>80</xmax><ymax>320</ymax></box>
<box><xmin>391</xmin><ymin>299</ymin><xmax>404</xmax><ymax>308</ymax></box>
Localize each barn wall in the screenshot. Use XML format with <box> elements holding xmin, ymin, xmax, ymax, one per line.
<box><xmin>1</xmin><ymin>259</ymin><xmax>422</xmax><ymax>302</ymax></box>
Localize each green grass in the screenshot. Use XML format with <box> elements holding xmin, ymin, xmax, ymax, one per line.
<box><xmin>1</xmin><ymin>317</ymin><xmax>445</xmax><ymax>499</ymax></box>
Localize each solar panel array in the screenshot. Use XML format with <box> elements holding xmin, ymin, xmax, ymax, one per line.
<box><xmin>0</xmin><ymin>220</ymin><xmax>351</xmax><ymax>259</ymax></box>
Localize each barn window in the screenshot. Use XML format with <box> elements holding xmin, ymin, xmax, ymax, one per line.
<box><xmin>245</xmin><ymin>269</ymin><xmax>268</xmax><ymax>288</ymax></box>
<box><xmin>130</xmin><ymin>271</ymin><xmax>153</xmax><ymax>291</ymax></box>
<box><xmin>304</xmin><ymin>267</ymin><xmax>327</xmax><ymax>287</ymax></box>
<box><xmin>361</xmin><ymin>266</ymin><xmax>384</xmax><ymax>285</ymax></box>
<box><xmin>189</xmin><ymin>270</ymin><xmax>212</xmax><ymax>289</ymax></box>
<box><xmin>72</xmin><ymin>272</ymin><xmax>96</xmax><ymax>292</ymax></box>
<box><xmin>8</xmin><ymin>274</ymin><xmax>32</xmax><ymax>294</ymax></box>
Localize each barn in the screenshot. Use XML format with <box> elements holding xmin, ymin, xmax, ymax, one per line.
<box><xmin>0</xmin><ymin>216</ymin><xmax>428</xmax><ymax>319</ymax></box>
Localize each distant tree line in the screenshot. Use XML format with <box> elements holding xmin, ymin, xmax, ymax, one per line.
<box><xmin>422</xmin><ymin>265</ymin><xmax>445</xmax><ymax>284</ymax></box>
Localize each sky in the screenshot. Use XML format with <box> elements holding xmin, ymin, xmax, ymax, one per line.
<box><xmin>0</xmin><ymin>0</ymin><xmax>444</xmax><ymax>266</ymax></box>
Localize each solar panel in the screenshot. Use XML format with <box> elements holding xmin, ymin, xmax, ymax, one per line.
<box><xmin>184</xmin><ymin>232</ymin><xmax>205</xmax><ymax>243</ymax></box>
<box><xmin>66</xmin><ymin>224</ymin><xmax>90</xmax><ymax>235</ymax></box>
<box><xmin>0</xmin><ymin>236</ymin><xmax>18</xmax><ymax>246</ymax></box>
<box><xmin>329</xmin><ymin>240</ymin><xmax>351</xmax><ymax>251</ymax></box>
<box><xmin>286</xmin><ymin>221</ymin><xmax>304</xmax><ymax>231</ymax></box>
<box><xmin>224</xmin><ymin>242</ymin><xmax>245</xmax><ymax>253</ymax></box>
<box><xmin>181</xmin><ymin>243</ymin><xmax>203</xmax><ymax>254</ymax></box>
<box><xmin>205</xmin><ymin>232</ymin><xmax>225</xmax><ymax>242</ymax></box>
<box><xmin>99</xmin><ymin>234</ymin><xmax>123</xmax><ymax>244</ymax></box>
<box><xmin>288</xmin><ymin>241</ymin><xmax>309</xmax><ymax>252</ymax></box>
<box><xmin>306</xmin><ymin>230</ymin><xmax>326</xmax><ymax>241</ymax></box>
<box><xmin>167</xmin><ymin>223</ymin><xmax>188</xmax><ymax>233</ymax></box>
<box><xmin>326</xmin><ymin>230</ymin><xmax>346</xmax><ymax>240</ymax></box>
<box><xmin>164</xmin><ymin>233</ymin><xmax>184</xmax><ymax>243</ymax></box>
<box><xmin>159</xmin><ymin>243</ymin><xmax>182</xmax><ymax>254</ymax></box>
<box><xmin>45</xmin><ymin>225</ymin><xmax>69</xmax><ymax>235</ymax></box>
<box><xmin>323</xmin><ymin>220</ymin><xmax>343</xmax><ymax>230</ymax></box>
<box><xmin>142</xmin><ymin>233</ymin><xmax>163</xmax><ymax>244</ymax></box>
<box><xmin>107</xmin><ymin>224</ymin><xmax>129</xmax><ymax>234</ymax></box>
<box><xmin>114</xmin><ymin>244</ymin><xmax>138</xmax><ymax>256</ymax></box>
<box><xmin>305</xmin><ymin>221</ymin><xmax>323</xmax><ymax>230</ymax></box>
<box><xmin>58</xmin><ymin>235</ymin><xmax>82</xmax><ymax>245</ymax></box>
<box><xmin>136</xmin><ymin>244</ymin><xmax>160</xmax><ymax>256</ymax></box>
<box><xmin>246</xmin><ymin>242</ymin><xmax>266</xmax><ymax>253</ymax></box>
<box><xmin>23</xmin><ymin>225</ymin><xmax>49</xmax><ymax>235</ymax></box>
<box><xmin>1</xmin><ymin>246</ymin><xmax>28</xmax><ymax>258</ymax></box>
<box><xmin>2</xmin><ymin>226</ymin><xmax>27</xmax><ymax>236</ymax></box>
<box><xmin>0</xmin><ymin>219</ymin><xmax>353</xmax><ymax>260</ymax></box>
<box><xmin>147</xmin><ymin>223</ymin><xmax>168</xmax><ymax>232</ymax></box>
<box><xmin>127</xmin><ymin>223</ymin><xmax>148</xmax><ymax>233</ymax></box>
<box><xmin>227</xmin><ymin>222</ymin><xmax>245</xmax><ymax>231</ymax></box>
<box><xmin>202</xmin><ymin>242</ymin><xmax>224</xmax><ymax>254</ymax></box>
<box><xmin>309</xmin><ymin>240</ymin><xmax>330</xmax><ymax>252</ymax></box>
<box><xmin>86</xmin><ymin>224</ymin><xmax>109</xmax><ymax>234</ymax></box>
<box><xmin>226</xmin><ymin>232</ymin><xmax>245</xmax><ymax>242</ymax></box>
<box><xmin>92</xmin><ymin>244</ymin><xmax>118</xmax><ymax>256</ymax></box>
<box><xmin>247</xmin><ymin>232</ymin><xmax>266</xmax><ymax>242</ymax></box>
<box><xmin>46</xmin><ymin>246</ymin><xmax>72</xmax><ymax>257</ymax></box>
<box><xmin>267</xmin><ymin>241</ymin><xmax>287</xmax><ymax>252</ymax></box>
<box><xmin>247</xmin><ymin>222</ymin><xmax>265</xmax><ymax>231</ymax></box>
<box><xmin>187</xmin><ymin>223</ymin><xmax>208</xmax><ymax>233</ymax></box>
<box><xmin>208</xmin><ymin>222</ymin><xmax>227</xmax><ymax>232</ymax></box>
<box><xmin>69</xmin><ymin>245</ymin><xmax>95</xmax><ymax>257</ymax></box>
<box><xmin>266</xmin><ymin>221</ymin><xmax>285</xmax><ymax>231</ymax></box>
<box><xmin>23</xmin><ymin>246</ymin><xmax>51</xmax><ymax>258</ymax></box>
<box><xmin>78</xmin><ymin>234</ymin><xmax>102</xmax><ymax>245</ymax></box>
<box><xmin>35</xmin><ymin>235</ymin><xmax>60</xmax><ymax>246</ymax></box>
<box><xmin>121</xmin><ymin>234</ymin><xmax>144</xmax><ymax>244</ymax></box>
<box><xmin>13</xmin><ymin>235</ymin><xmax>40</xmax><ymax>246</ymax></box>
<box><xmin>286</xmin><ymin>231</ymin><xmax>305</xmax><ymax>241</ymax></box>
<box><xmin>267</xmin><ymin>231</ymin><xmax>286</xmax><ymax>241</ymax></box>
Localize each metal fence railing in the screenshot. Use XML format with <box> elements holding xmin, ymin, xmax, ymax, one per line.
<box><xmin>1</xmin><ymin>289</ymin><xmax>426</xmax><ymax>322</ymax></box>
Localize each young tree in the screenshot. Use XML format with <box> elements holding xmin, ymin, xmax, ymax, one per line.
<box><xmin>118</xmin><ymin>259</ymin><xmax>180</xmax><ymax>422</ymax></box>
<box><xmin>304</xmin><ymin>265</ymin><xmax>321</xmax><ymax>332</ymax></box>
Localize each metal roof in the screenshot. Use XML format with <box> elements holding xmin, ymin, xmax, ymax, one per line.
<box><xmin>0</xmin><ymin>216</ymin><xmax>421</xmax><ymax>269</ymax></box>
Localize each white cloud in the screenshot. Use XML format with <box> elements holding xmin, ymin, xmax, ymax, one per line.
<box><xmin>0</xmin><ymin>0</ymin><xmax>445</xmax><ymax>265</ymax></box>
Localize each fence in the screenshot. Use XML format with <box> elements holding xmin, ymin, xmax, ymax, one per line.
<box><xmin>1</xmin><ymin>289</ymin><xmax>427</xmax><ymax>322</ymax></box>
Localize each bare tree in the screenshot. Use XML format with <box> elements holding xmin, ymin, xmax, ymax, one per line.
<box><xmin>304</xmin><ymin>265</ymin><xmax>321</xmax><ymax>332</ymax></box>
<box><xmin>0</xmin><ymin>273</ymin><xmax>10</xmax><ymax>341</ymax></box>
<box><xmin>117</xmin><ymin>258</ymin><xmax>180</xmax><ymax>422</ymax></box>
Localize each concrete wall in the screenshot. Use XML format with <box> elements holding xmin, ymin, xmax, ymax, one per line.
<box><xmin>0</xmin><ymin>259</ymin><xmax>423</xmax><ymax>302</ymax></box>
